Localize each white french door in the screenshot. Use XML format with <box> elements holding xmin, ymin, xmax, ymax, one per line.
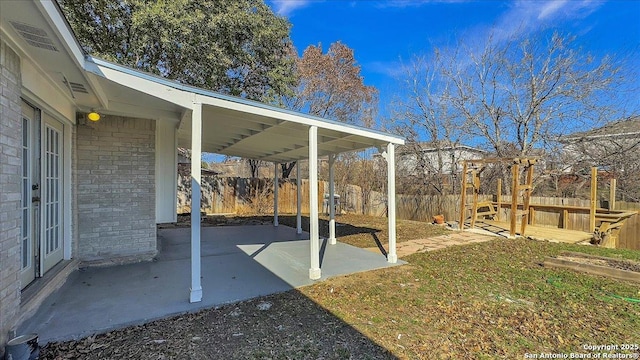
<box><xmin>20</xmin><ymin>101</ymin><xmax>39</xmax><ymax>288</ymax></box>
<box><xmin>41</xmin><ymin>115</ymin><xmax>64</xmax><ymax>274</ymax></box>
<box><xmin>20</xmin><ymin>101</ymin><xmax>65</xmax><ymax>289</ymax></box>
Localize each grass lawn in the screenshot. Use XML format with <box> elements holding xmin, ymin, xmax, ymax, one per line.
<box><xmin>300</xmin><ymin>238</ymin><xmax>640</xmax><ymax>358</ymax></box>
<box><xmin>43</xmin><ymin>215</ymin><xmax>640</xmax><ymax>359</ymax></box>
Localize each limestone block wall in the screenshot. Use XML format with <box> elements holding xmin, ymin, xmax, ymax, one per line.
<box><xmin>75</xmin><ymin>116</ymin><xmax>157</xmax><ymax>263</ymax></box>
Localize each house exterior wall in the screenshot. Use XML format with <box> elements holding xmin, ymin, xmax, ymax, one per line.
<box><xmin>76</xmin><ymin>115</ymin><xmax>157</xmax><ymax>263</ymax></box>
<box><xmin>0</xmin><ymin>38</ymin><xmax>23</xmax><ymax>355</ymax></box>
<box><xmin>155</xmin><ymin>120</ymin><xmax>177</xmax><ymax>223</ymax></box>
<box><xmin>397</xmin><ymin>148</ymin><xmax>485</xmax><ymax>176</ymax></box>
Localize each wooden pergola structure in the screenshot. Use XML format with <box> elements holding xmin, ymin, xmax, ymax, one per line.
<box><xmin>459</xmin><ymin>157</ymin><xmax>536</xmax><ymax>237</ymax></box>
<box><xmin>459</xmin><ymin>159</ymin><xmax>637</xmax><ymax>247</ymax></box>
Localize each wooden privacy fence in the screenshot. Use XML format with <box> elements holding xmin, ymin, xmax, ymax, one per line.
<box><xmin>178</xmin><ymin>176</ymin><xmax>327</xmax><ymax>214</ymax></box>
<box><xmin>176</xmin><ymin>176</ymin><xmax>639</xmax><ymax>250</ymax></box>
<box><xmin>177</xmin><ymin>175</ymin><xmax>387</xmax><ymax>216</ymax></box>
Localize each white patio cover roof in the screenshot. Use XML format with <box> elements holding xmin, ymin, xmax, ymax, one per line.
<box><xmin>83</xmin><ymin>56</ymin><xmax>404</xmax><ymax>302</ymax></box>
<box><xmin>85</xmin><ymin>57</ymin><xmax>404</xmax><ymax>162</ymax></box>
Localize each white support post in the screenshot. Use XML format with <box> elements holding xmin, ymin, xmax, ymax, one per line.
<box><xmin>387</xmin><ymin>143</ymin><xmax>398</xmax><ymax>263</ymax></box>
<box><xmin>309</xmin><ymin>126</ymin><xmax>321</xmax><ymax>280</ymax></box>
<box><xmin>189</xmin><ymin>103</ymin><xmax>203</xmax><ymax>303</ymax></box>
<box><xmin>273</xmin><ymin>162</ymin><xmax>279</xmax><ymax>227</ymax></box>
<box><xmin>328</xmin><ymin>154</ymin><xmax>336</xmax><ymax>245</ymax></box>
<box><xmin>296</xmin><ymin>163</ymin><xmax>302</xmax><ymax>234</ymax></box>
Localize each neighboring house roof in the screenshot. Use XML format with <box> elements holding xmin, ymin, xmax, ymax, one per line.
<box><xmin>396</xmin><ymin>141</ymin><xmax>486</xmax><ymax>155</ymax></box>
<box><xmin>563</xmin><ymin>115</ymin><xmax>640</xmax><ymax>141</ymax></box>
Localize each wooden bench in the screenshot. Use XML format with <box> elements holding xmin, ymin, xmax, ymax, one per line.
<box><xmin>474</xmin><ymin>201</ymin><xmax>498</xmax><ymax>220</ymax></box>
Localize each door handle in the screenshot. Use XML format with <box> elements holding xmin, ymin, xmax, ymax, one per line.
<box><xmin>32</xmin><ymin>196</ymin><xmax>40</xmax><ymax>203</ymax></box>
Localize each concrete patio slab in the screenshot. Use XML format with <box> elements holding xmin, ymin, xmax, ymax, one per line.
<box><xmin>19</xmin><ymin>225</ymin><xmax>404</xmax><ymax>343</ymax></box>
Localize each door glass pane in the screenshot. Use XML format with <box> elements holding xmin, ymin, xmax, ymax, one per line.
<box><xmin>22</xmin><ymin>209</ymin><xmax>27</xmax><ymax>238</ymax></box>
<box><xmin>20</xmin><ymin>209</ymin><xmax>30</xmax><ymax>269</ymax></box>
<box><xmin>22</xmin><ymin>118</ymin><xmax>28</xmax><ymax>145</ymax></box>
<box><xmin>44</xmin><ymin>124</ymin><xmax>62</xmax><ymax>257</ymax></box>
<box><xmin>22</xmin><ymin>179</ymin><xmax>28</xmax><ymax>205</ymax></box>
<box><xmin>21</xmin><ymin>116</ymin><xmax>30</xmax><ymax>271</ymax></box>
<box><xmin>23</xmin><ymin>149</ymin><xmax>27</xmax><ymax>177</ymax></box>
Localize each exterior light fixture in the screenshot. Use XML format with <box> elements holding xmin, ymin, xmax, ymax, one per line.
<box><xmin>87</xmin><ymin>110</ymin><xmax>100</xmax><ymax>122</ymax></box>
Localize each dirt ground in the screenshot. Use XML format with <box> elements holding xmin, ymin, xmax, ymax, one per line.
<box><xmin>41</xmin><ymin>291</ymin><xmax>394</xmax><ymax>360</ymax></box>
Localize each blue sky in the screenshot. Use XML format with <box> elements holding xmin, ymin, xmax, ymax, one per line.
<box><xmin>267</xmin><ymin>0</ymin><xmax>639</xmax><ymax>122</ymax></box>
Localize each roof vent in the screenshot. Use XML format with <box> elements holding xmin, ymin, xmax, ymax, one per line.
<box><xmin>68</xmin><ymin>82</ymin><xmax>88</xmax><ymax>94</ymax></box>
<box><xmin>10</xmin><ymin>21</ymin><xmax>58</xmax><ymax>52</ymax></box>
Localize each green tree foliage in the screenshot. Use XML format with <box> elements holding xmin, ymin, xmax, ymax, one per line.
<box><xmin>59</xmin><ymin>0</ymin><xmax>296</xmax><ymax>101</ymax></box>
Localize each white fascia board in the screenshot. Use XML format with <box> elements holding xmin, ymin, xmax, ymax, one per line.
<box><xmin>84</xmin><ymin>61</ymin><xmax>194</xmax><ymax>108</ymax></box>
<box><xmin>196</xmin><ymin>94</ymin><xmax>405</xmax><ymax>145</ymax></box>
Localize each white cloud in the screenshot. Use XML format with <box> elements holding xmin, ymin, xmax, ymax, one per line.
<box><xmin>538</xmin><ymin>0</ymin><xmax>569</xmax><ymax>20</ymax></box>
<box><xmin>496</xmin><ymin>0</ymin><xmax>603</xmax><ymax>39</ymax></box>
<box><xmin>270</xmin><ymin>0</ymin><xmax>314</xmax><ymax>16</ymax></box>
<box><xmin>366</xmin><ymin>60</ymin><xmax>408</xmax><ymax>78</ymax></box>
<box><xmin>443</xmin><ymin>0</ymin><xmax>604</xmax><ymax>54</ymax></box>
<box><xmin>377</xmin><ymin>0</ymin><xmax>470</xmax><ymax>8</ymax></box>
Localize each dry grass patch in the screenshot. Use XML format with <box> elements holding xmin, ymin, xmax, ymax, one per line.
<box><xmin>300</xmin><ymin>239</ymin><xmax>640</xmax><ymax>359</ymax></box>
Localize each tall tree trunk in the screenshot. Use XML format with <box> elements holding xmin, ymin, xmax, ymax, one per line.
<box><xmin>281</xmin><ymin>161</ymin><xmax>296</xmax><ymax>178</ymax></box>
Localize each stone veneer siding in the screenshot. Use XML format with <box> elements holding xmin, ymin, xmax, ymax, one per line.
<box><xmin>0</xmin><ymin>39</ymin><xmax>23</xmax><ymax>355</ymax></box>
<box><xmin>75</xmin><ymin>116</ymin><xmax>157</xmax><ymax>262</ymax></box>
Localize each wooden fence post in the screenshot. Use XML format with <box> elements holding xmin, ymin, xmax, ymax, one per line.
<box><xmin>589</xmin><ymin>167</ymin><xmax>597</xmax><ymax>233</ymax></box>
<box><xmin>496</xmin><ymin>178</ymin><xmax>502</xmax><ymax>221</ymax></box>
<box><xmin>459</xmin><ymin>161</ymin><xmax>468</xmax><ymax>230</ymax></box>
<box><xmin>609</xmin><ymin>178</ymin><xmax>616</xmax><ymax>211</ymax></box>
<box><xmin>510</xmin><ymin>164</ymin><xmax>519</xmax><ymax>238</ymax></box>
